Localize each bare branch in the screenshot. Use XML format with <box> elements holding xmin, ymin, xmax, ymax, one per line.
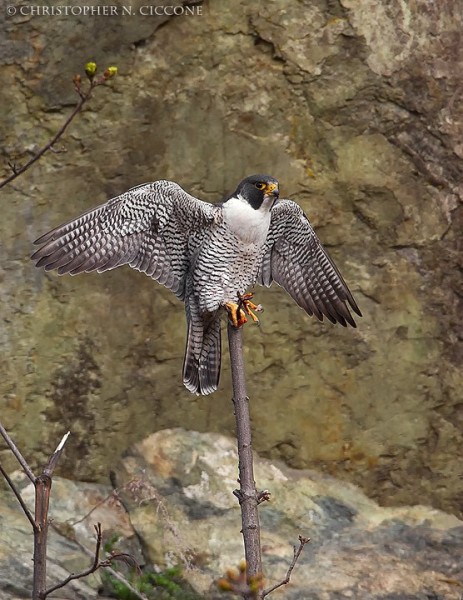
<box><xmin>0</xmin><ymin>420</ymin><xmax>35</xmax><ymax>482</ymax></box>
<box><xmin>0</xmin><ymin>460</ymin><xmax>36</xmax><ymax>530</ymax></box>
<box><xmin>43</xmin><ymin>431</ymin><xmax>70</xmax><ymax>477</ymax></box>
<box><xmin>0</xmin><ymin>93</ymin><xmax>89</xmax><ymax>189</ymax></box>
<box><xmin>55</xmin><ymin>431</ymin><xmax>71</xmax><ymax>453</ymax></box>
<box><xmin>262</xmin><ymin>536</ymin><xmax>310</xmax><ymax>598</ymax></box>
<box><xmin>49</xmin><ymin>521</ymin><xmax>148</xmax><ymax>600</ymax></box>
<box><xmin>227</xmin><ymin>321</ymin><xmax>263</xmax><ymax>581</ymax></box>
<box><xmin>68</xmin><ymin>488</ymin><xmax>118</xmax><ymax>527</ymax></box>
<box><xmin>33</xmin><ymin>431</ymin><xmax>71</xmax><ymax>597</ymax></box>
<box><xmin>68</xmin><ymin>476</ymin><xmax>142</xmax><ymax>527</ymax></box>
<box><xmin>33</xmin><ymin>475</ymin><xmax>52</xmax><ymax>597</ymax></box>
<box><xmin>43</xmin><ymin>523</ymin><xmax>103</xmax><ymax>597</ymax></box>
<box><xmin>103</xmin><ymin>551</ymin><xmax>141</xmax><ymax>574</ymax></box>
<box><xmin>0</xmin><ymin>68</ymin><xmax>116</xmax><ymax>190</ymax></box>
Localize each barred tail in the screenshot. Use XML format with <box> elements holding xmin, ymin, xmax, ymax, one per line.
<box><xmin>182</xmin><ymin>312</ymin><xmax>222</xmax><ymax>395</ymax></box>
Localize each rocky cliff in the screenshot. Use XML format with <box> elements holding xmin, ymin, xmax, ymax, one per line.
<box><xmin>1</xmin><ymin>0</ymin><xmax>462</xmax><ymax>517</ymax></box>
<box><xmin>1</xmin><ymin>430</ymin><xmax>462</xmax><ymax>599</ymax></box>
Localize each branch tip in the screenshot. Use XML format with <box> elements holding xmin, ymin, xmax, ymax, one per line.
<box><xmin>257</xmin><ymin>489</ymin><xmax>271</xmax><ymax>504</ymax></box>
<box><xmin>262</xmin><ymin>535</ymin><xmax>310</xmax><ymax>598</ymax></box>
<box><xmin>55</xmin><ymin>431</ymin><xmax>71</xmax><ymax>453</ymax></box>
<box><xmin>0</xmin><ymin>62</ymin><xmax>117</xmax><ymax>190</ymax></box>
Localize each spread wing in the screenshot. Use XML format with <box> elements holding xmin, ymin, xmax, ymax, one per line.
<box><xmin>32</xmin><ymin>180</ymin><xmax>217</xmax><ymax>300</ymax></box>
<box><xmin>258</xmin><ymin>199</ymin><xmax>361</xmax><ymax>327</ymax></box>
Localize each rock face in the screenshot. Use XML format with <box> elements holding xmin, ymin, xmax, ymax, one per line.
<box><xmin>114</xmin><ymin>429</ymin><xmax>463</xmax><ymax>598</ymax></box>
<box><xmin>1</xmin><ymin>430</ymin><xmax>462</xmax><ymax>599</ymax></box>
<box><xmin>1</xmin><ymin>0</ymin><xmax>463</xmax><ymax>518</ymax></box>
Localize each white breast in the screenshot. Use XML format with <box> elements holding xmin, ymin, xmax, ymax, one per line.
<box><xmin>222</xmin><ymin>194</ymin><xmax>272</xmax><ymax>245</ymax></box>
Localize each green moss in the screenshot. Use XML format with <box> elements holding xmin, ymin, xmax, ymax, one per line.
<box><xmin>101</xmin><ymin>539</ymin><xmax>201</xmax><ymax>600</ymax></box>
<box><xmin>103</xmin><ymin>567</ymin><xmax>202</xmax><ymax>600</ymax></box>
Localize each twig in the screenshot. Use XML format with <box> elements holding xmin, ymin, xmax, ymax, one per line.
<box><xmin>43</xmin><ymin>523</ymin><xmax>103</xmax><ymax>596</ymax></box>
<box><xmin>0</xmin><ymin>460</ymin><xmax>36</xmax><ymax>530</ymax></box>
<box><xmin>49</xmin><ymin>521</ymin><xmax>147</xmax><ymax>600</ymax></box>
<box><xmin>257</xmin><ymin>490</ymin><xmax>271</xmax><ymax>505</ymax></box>
<box><xmin>56</xmin><ymin>522</ymin><xmax>148</xmax><ymax>600</ymax></box>
<box><xmin>227</xmin><ymin>321</ymin><xmax>263</xmax><ymax>585</ymax></box>
<box><xmin>68</xmin><ymin>475</ymin><xmax>141</xmax><ymax>527</ymax></box>
<box><xmin>0</xmin><ymin>66</ymin><xmax>116</xmax><ymax>190</ymax></box>
<box><xmin>0</xmin><ymin>93</ymin><xmax>89</xmax><ymax>189</ymax></box>
<box><xmin>68</xmin><ymin>487</ymin><xmax>118</xmax><ymax>527</ymax></box>
<box><xmin>262</xmin><ymin>536</ymin><xmax>310</xmax><ymax>598</ymax></box>
<box><xmin>0</xmin><ymin>424</ymin><xmax>72</xmax><ymax>594</ymax></box>
<box><xmin>0</xmin><ymin>420</ymin><xmax>35</xmax><ymax>482</ymax></box>
<box><xmin>44</xmin><ymin>431</ymin><xmax>70</xmax><ymax>477</ymax></box>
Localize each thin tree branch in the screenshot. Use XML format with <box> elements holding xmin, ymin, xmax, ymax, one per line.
<box><xmin>43</xmin><ymin>431</ymin><xmax>70</xmax><ymax>477</ymax></box>
<box><xmin>0</xmin><ymin>420</ymin><xmax>35</xmax><ymax>482</ymax></box>
<box><xmin>0</xmin><ymin>93</ymin><xmax>89</xmax><ymax>189</ymax></box>
<box><xmin>0</xmin><ymin>460</ymin><xmax>36</xmax><ymax>530</ymax></box>
<box><xmin>0</xmin><ymin>67</ymin><xmax>116</xmax><ymax>190</ymax></box>
<box><xmin>262</xmin><ymin>536</ymin><xmax>310</xmax><ymax>598</ymax></box>
<box><xmin>227</xmin><ymin>321</ymin><xmax>263</xmax><ymax>586</ymax></box>
<box><xmin>68</xmin><ymin>476</ymin><xmax>140</xmax><ymax>527</ymax></box>
<box><xmin>68</xmin><ymin>488</ymin><xmax>117</xmax><ymax>527</ymax></box>
<box><xmin>49</xmin><ymin>522</ymin><xmax>148</xmax><ymax>600</ymax></box>
<box><xmin>43</xmin><ymin>523</ymin><xmax>103</xmax><ymax>597</ymax></box>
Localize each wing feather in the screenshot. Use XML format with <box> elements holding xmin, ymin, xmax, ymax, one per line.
<box><xmin>32</xmin><ymin>181</ymin><xmax>216</xmax><ymax>299</ymax></box>
<box><xmin>258</xmin><ymin>199</ymin><xmax>361</xmax><ymax>327</ymax></box>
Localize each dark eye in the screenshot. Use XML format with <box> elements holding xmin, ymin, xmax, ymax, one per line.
<box><xmin>255</xmin><ymin>182</ymin><xmax>265</xmax><ymax>190</ymax></box>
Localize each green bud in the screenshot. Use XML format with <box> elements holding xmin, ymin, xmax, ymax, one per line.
<box><xmin>85</xmin><ymin>61</ymin><xmax>97</xmax><ymax>79</ymax></box>
<box><xmin>103</xmin><ymin>66</ymin><xmax>118</xmax><ymax>79</ymax></box>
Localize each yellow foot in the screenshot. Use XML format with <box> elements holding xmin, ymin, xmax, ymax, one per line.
<box><xmin>225</xmin><ymin>292</ymin><xmax>264</xmax><ymax>327</ymax></box>
<box><xmin>224</xmin><ymin>301</ymin><xmax>248</xmax><ymax>328</ymax></box>
<box><xmin>238</xmin><ymin>292</ymin><xmax>264</xmax><ymax>324</ymax></box>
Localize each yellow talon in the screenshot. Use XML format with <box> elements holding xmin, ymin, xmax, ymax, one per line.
<box><xmin>239</xmin><ymin>292</ymin><xmax>263</xmax><ymax>324</ymax></box>
<box><xmin>225</xmin><ymin>292</ymin><xmax>263</xmax><ymax>327</ymax></box>
<box><xmin>224</xmin><ymin>302</ymin><xmax>248</xmax><ymax>327</ymax></box>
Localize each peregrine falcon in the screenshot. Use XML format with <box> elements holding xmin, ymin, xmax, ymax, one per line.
<box><xmin>32</xmin><ymin>175</ymin><xmax>361</xmax><ymax>395</ymax></box>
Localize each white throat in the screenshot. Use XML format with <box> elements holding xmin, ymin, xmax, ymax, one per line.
<box><xmin>222</xmin><ymin>193</ymin><xmax>273</xmax><ymax>245</ymax></box>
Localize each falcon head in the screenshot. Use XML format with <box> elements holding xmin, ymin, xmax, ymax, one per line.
<box><xmin>233</xmin><ymin>174</ymin><xmax>279</xmax><ymax>210</ymax></box>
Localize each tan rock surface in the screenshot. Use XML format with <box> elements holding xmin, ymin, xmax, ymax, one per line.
<box><xmin>0</xmin><ymin>429</ymin><xmax>462</xmax><ymax>599</ymax></box>
<box><xmin>1</xmin><ymin>1</ymin><xmax>462</xmax><ymax>517</ymax></box>
<box><xmin>114</xmin><ymin>429</ymin><xmax>463</xmax><ymax>599</ymax></box>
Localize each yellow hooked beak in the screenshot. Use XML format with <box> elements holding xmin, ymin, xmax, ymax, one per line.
<box><xmin>264</xmin><ymin>182</ymin><xmax>279</xmax><ymax>198</ymax></box>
